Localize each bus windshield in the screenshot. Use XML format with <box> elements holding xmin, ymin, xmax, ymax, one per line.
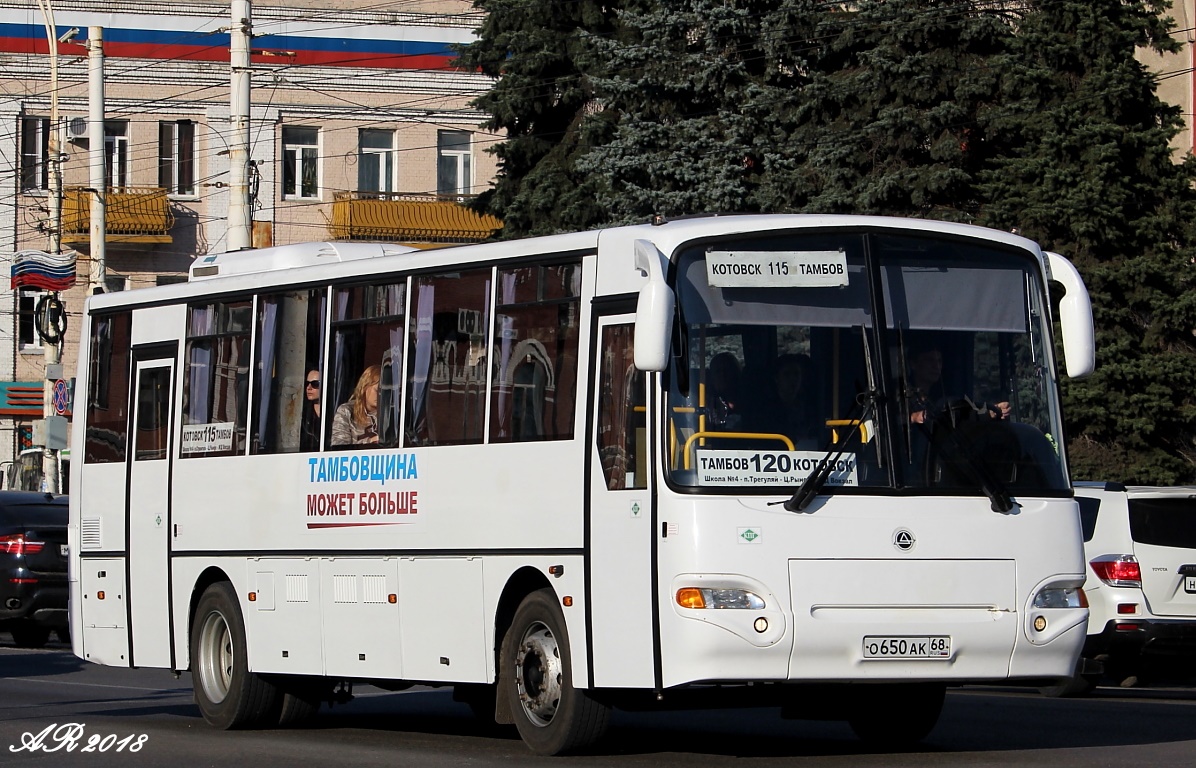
<box><xmin>666</xmin><ymin>229</ymin><xmax>1068</xmax><ymax>496</ymax></box>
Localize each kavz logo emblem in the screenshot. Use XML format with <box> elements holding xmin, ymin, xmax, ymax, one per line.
<box><xmin>892</xmin><ymin>528</ymin><xmax>916</xmax><ymax>552</ymax></box>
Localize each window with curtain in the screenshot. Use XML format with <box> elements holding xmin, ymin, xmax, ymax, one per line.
<box><xmin>158</xmin><ymin>120</ymin><xmax>196</xmax><ymax>196</ymax></box>
<box><xmin>490</xmin><ymin>261</ymin><xmax>582</xmax><ymax>442</ymax></box>
<box><xmin>85</xmin><ymin>312</ymin><xmax>132</xmax><ymax>464</ymax></box>
<box><xmin>251</xmin><ymin>289</ymin><xmax>327</xmax><ymax>454</ymax></box>
<box><xmin>282</xmin><ymin>126</ymin><xmax>319</xmax><ymax>199</ymax></box>
<box><xmin>181</xmin><ymin>301</ymin><xmax>252</xmax><ymax>458</ymax></box>
<box><xmin>329</xmin><ymin>281</ymin><xmax>407</xmax><ymax>449</ymax></box>
<box><xmin>358</xmin><ymin>129</ymin><xmax>396</xmax><ymax>193</ymax></box>
<box><xmin>406</xmin><ymin>268</ymin><xmax>491</xmax><ymax>446</ymax></box>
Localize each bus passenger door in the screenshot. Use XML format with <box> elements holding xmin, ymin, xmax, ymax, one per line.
<box><xmin>587</xmin><ymin>316</ymin><xmax>656</xmax><ymax>688</ymax></box>
<box><xmin>127</xmin><ymin>352</ymin><xmax>175</xmax><ymax>668</ymax></box>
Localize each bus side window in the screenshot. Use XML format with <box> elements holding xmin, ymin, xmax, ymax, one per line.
<box><xmin>490</xmin><ymin>262</ymin><xmax>582</xmax><ymax>442</ymax></box>
<box><xmin>181</xmin><ymin>302</ymin><xmax>252</xmax><ymax>458</ymax></box>
<box><xmin>85</xmin><ymin>312</ymin><xmax>132</xmax><ymax>463</ymax></box>
<box><xmin>406</xmin><ymin>269</ymin><xmax>491</xmax><ymax>446</ymax></box>
<box><xmin>251</xmin><ymin>289</ymin><xmax>326</xmax><ymax>454</ymax></box>
<box><xmin>597</xmin><ymin>324</ymin><xmax>645</xmax><ymax>490</ymax></box>
<box><xmin>329</xmin><ymin>281</ymin><xmax>406</xmax><ymax>450</ymax></box>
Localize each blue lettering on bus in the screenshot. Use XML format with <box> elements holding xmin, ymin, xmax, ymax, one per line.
<box><xmin>308</xmin><ymin>452</ymin><xmax>419</xmax><ymax>485</ymax></box>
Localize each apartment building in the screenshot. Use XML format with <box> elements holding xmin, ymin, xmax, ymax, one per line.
<box><xmin>1139</xmin><ymin>0</ymin><xmax>1196</xmax><ymax>156</ymax></box>
<box><xmin>0</xmin><ymin>0</ymin><xmax>500</xmax><ymax>486</ymax></box>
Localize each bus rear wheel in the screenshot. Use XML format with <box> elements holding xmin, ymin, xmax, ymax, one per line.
<box><xmin>190</xmin><ymin>581</ymin><xmax>280</xmax><ymax>729</ymax></box>
<box><xmin>501</xmin><ymin>589</ymin><xmax>609</xmax><ymax>755</ymax></box>
<box><xmin>847</xmin><ymin>683</ymin><xmax>944</xmax><ymax>747</ymax></box>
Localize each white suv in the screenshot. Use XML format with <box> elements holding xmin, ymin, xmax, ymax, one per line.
<box><xmin>1052</xmin><ymin>482</ymin><xmax>1196</xmax><ymax>694</ymax></box>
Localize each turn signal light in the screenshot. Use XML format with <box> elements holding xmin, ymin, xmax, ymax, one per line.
<box><xmin>675</xmin><ymin>587</ymin><xmax>766</xmax><ymax>610</ymax></box>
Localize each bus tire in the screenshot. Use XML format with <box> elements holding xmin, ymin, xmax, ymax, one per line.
<box><xmin>274</xmin><ymin>677</ymin><xmax>323</xmax><ymax>727</ymax></box>
<box><xmin>190</xmin><ymin>581</ymin><xmax>280</xmax><ymax>729</ymax></box>
<box><xmin>847</xmin><ymin>683</ymin><xmax>944</xmax><ymax>747</ymax></box>
<box><xmin>10</xmin><ymin>622</ymin><xmax>51</xmax><ymax>648</ymax></box>
<box><xmin>501</xmin><ymin>588</ymin><xmax>609</xmax><ymax>755</ymax></box>
<box><xmin>1039</xmin><ymin>674</ymin><xmax>1096</xmax><ymax>698</ymax></box>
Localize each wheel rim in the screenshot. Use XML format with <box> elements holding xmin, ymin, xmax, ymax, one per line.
<box><xmin>197</xmin><ymin>609</ymin><xmax>233</xmax><ymax>705</ymax></box>
<box><xmin>514</xmin><ymin>620</ymin><xmax>563</xmax><ymax>727</ymax></box>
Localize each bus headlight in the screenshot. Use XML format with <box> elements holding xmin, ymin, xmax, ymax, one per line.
<box><xmin>1032</xmin><ymin>583</ymin><xmax>1087</xmax><ymax>609</ymax></box>
<box><xmin>676</xmin><ymin>587</ymin><xmax>766</xmax><ymax>610</ymax></box>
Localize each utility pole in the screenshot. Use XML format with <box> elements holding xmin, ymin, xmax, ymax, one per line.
<box><xmin>228</xmin><ymin>0</ymin><xmax>252</xmax><ymax>251</ymax></box>
<box><xmin>88</xmin><ymin>26</ymin><xmax>105</xmax><ymax>295</ymax></box>
<box><xmin>35</xmin><ymin>0</ymin><xmax>62</xmax><ymax>494</ymax></box>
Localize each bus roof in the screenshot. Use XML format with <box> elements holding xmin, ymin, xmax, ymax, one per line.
<box><xmin>86</xmin><ymin>214</ymin><xmax>1046</xmax><ymax>313</ymax></box>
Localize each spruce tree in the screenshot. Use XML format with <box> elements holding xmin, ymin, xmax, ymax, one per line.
<box><xmin>978</xmin><ymin>0</ymin><xmax>1196</xmax><ymax>483</ymax></box>
<box><xmin>575</xmin><ymin>0</ymin><xmax>775</xmax><ymax>224</ymax></box>
<box><xmin>456</xmin><ymin>0</ymin><xmax>620</xmax><ymax>236</ymax></box>
<box><xmin>752</xmin><ymin>0</ymin><xmax>1015</xmax><ymax>218</ymax></box>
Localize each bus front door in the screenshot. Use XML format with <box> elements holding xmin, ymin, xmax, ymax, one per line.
<box><xmin>587</xmin><ymin>316</ymin><xmax>656</xmax><ymax>688</ymax></box>
<box><xmin>127</xmin><ymin>352</ymin><xmax>175</xmax><ymax>668</ymax></box>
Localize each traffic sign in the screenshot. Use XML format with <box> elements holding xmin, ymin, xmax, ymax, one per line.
<box><xmin>52</xmin><ymin>379</ymin><xmax>69</xmax><ymax>415</ymax></box>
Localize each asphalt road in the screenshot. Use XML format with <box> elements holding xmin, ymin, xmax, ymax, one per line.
<box><xmin>2</xmin><ymin>635</ymin><xmax>1196</xmax><ymax>767</ymax></box>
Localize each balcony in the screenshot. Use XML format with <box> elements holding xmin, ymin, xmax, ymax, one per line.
<box><xmin>329</xmin><ymin>192</ymin><xmax>502</xmax><ymax>245</ymax></box>
<box><xmin>61</xmin><ymin>187</ymin><xmax>174</xmax><ymax>245</ymax></box>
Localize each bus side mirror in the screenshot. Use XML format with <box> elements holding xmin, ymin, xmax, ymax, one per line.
<box><xmin>1046</xmin><ymin>251</ymin><xmax>1095</xmax><ymax>379</ymax></box>
<box><xmin>633</xmin><ymin>239</ymin><xmax>674</xmax><ymax>372</ymax></box>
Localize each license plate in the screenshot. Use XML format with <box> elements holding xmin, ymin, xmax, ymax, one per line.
<box><xmin>59</xmin><ymin>544</ymin><xmax>68</xmax><ymax>557</ymax></box>
<box><xmin>1185</xmin><ymin>576</ymin><xmax>1196</xmax><ymax>594</ymax></box>
<box><xmin>862</xmin><ymin>636</ymin><xmax>951</xmax><ymax>659</ymax></box>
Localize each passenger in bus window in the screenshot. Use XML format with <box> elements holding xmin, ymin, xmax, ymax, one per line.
<box><xmin>301</xmin><ymin>369</ymin><xmax>322</xmax><ymax>451</ymax></box>
<box><xmin>331</xmin><ymin>365</ymin><xmax>380</xmax><ymax>446</ymax></box>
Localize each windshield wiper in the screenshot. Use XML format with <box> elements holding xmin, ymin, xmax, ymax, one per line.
<box><xmin>775</xmin><ymin>390</ymin><xmax>879</xmax><ymax>513</ymax></box>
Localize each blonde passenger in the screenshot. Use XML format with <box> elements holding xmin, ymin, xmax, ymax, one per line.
<box><xmin>331</xmin><ymin>364</ymin><xmax>381</xmax><ymax>446</ymax></box>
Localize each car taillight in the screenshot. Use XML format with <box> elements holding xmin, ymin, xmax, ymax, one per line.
<box><xmin>0</xmin><ymin>534</ymin><xmax>45</xmax><ymax>556</ymax></box>
<box><xmin>1090</xmin><ymin>555</ymin><xmax>1141</xmax><ymax>587</ymax></box>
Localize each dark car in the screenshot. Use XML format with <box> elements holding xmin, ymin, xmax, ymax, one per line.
<box><xmin>0</xmin><ymin>491</ymin><xmax>68</xmax><ymax>647</ymax></box>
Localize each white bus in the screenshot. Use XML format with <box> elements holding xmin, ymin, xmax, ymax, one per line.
<box><xmin>69</xmin><ymin>215</ymin><xmax>1096</xmax><ymax>754</ymax></box>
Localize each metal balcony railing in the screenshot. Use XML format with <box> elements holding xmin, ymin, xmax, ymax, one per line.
<box><xmin>62</xmin><ymin>187</ymin><xmax>174</xmax><ymax>244</ymax></box>
<box><xmin>329</xmin><ymin>192</ymin><xmax>502</xmax><ymax>245</ymax></box>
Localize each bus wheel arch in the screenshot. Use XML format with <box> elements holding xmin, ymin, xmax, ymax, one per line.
<box><xmin>187</xmin><ymin>565</ymin><xmax>236</xmax><ymax>662</ymax></box>
<box><xmin>500</xmin><ymin>587</ymin><xmax>610</xmax><ymax>755</ymax></box>
<box><xmin>487</xmin><ymin>567</ymin><xmax>554</xmax><ymax>726</ymax></box>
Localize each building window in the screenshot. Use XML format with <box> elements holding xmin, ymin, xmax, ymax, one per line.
<box><xmin>159</xmin><ymin>120</ymin><xmax>196</xmax><ymax>196</ymax></box>
<box><xmin>18</xmin><ymin>289</ymin><xmax>47</xmax><ymax>350</ymax></box>
<box><xmin>20</xmin><ymin>117</ymin><xmax>49</xmax><ymax>191</ymax></box>
<box><xmin>105</xmin><ymin>121</ymin><xmax>129</xmax><ymax>189</ymax></box>
<box><xmin>283</xmin><ymin>126</ymin><xmax>319</xmax><ymax>199</ymax></box>
<box><xmin>105</xmin><ymin>276</ymin><xmax>129</xmax><ymax>293</ymax></box>
<box><xmin>358</xmin><ymin>129</ymin><xmax>396</xmax><ymax>194</ymax></box>
<box><xmin>437</xmin><ymin>130</ymin><xmax>472</xmax><ymax>197</ymax></box>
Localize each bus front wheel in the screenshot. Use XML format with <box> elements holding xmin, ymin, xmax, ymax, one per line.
<box><xmin>190</xmin><ymin>581</ymin><xmax>280</xmax><ymax>729</ymax></box>
<box><xmin>501</xmin><ymin>588</ymin><xmax>610</xmax><ymax>755</ymax></box>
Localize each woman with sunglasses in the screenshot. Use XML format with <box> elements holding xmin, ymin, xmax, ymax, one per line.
<box><xmin>300</xmin><ymin>369</ymin><xmax>322</xmax><ymax>451</ymax></box>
